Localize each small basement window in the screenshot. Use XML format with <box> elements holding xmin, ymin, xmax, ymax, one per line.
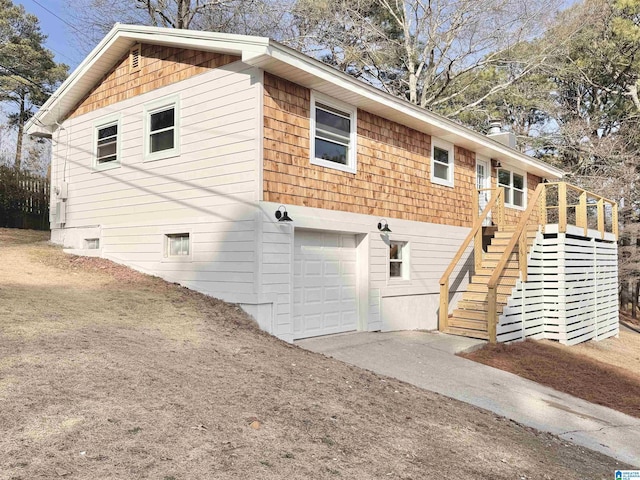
<box><xmin>310</xmin><ymin>93</ymin><xmax>357</xmax><ymax>173</ymax></box>
<box><xmin>85</xmin><ymin>238</ymin><xmax>99</xmax><ymax>249</ymax></box>
<box><xmin>166</xmin><ymin>233</ymin><xmax>190</xmax><ymax>257</ymax></box>
<box><xmin>389</xmin><ymin>241</ymin><xmax>409</xmax><ymax>279</ymax></box>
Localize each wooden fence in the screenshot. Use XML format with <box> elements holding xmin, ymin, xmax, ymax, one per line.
<box><xmin>0</xmin><ymin>166</ymin><xmax>50</xmax><ymax>230</ymax></box>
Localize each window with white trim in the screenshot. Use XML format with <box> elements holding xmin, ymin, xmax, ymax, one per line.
<box><xmin>431</xmin><ymin>139</ymin><xmax>454</xmax><ymax>187</ymax></box>
<box><xmin>389</xmin><ymin>241</ymin><xmax>409</xmax><ymax>279</ymax></box>
<box><xmin>165</xmin><ymin>233</ymin><xmax>190</xmax><ymax>257</ymax></box>
<box><xmin>498</xmin><ymin>168</ymin><xmax>526</xmax><ymax>208</ymax></box>
<box><xmin>144</xmin><ymin>95</ymin><xmax>180</xmax><ymax>161</ymax></box>
<box><xmin>94</xmin><ymin>114</ymin><xmax>121</xmax><ymax>170</ymax></box>
<box><xmin>310</xmin><ymin>93</ymin><xmax>357</xmax><ymax>173</ymax></box>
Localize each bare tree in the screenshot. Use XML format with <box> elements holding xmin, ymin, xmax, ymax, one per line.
<box><xmin>291</xmin><ymin>0</ymin><xmax>571</xmax><ymax>115</ymax></box>
<box><xmin>68</xmin><ymin>0</ymin><xmax>294</xmax><ymax>46</ymax></box>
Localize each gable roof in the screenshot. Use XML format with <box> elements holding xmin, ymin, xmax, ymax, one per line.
<box><xmin>27</xmin><ymin>24</ymin><xmax>564</xmax><ymax>179</ymax></box>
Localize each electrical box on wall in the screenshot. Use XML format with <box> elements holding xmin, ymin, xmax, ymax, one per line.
<box><xmin>55</xmin><ymin>200</ymin><xmax>66</xmax><ymax>225</ymax></box>
<box><xmin>58</xmin><ymin>181</ymin><xmax>68</xmax><ymax>200</ymax></box>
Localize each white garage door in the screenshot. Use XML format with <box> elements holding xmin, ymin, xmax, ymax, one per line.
<box><xmin>293</xmin><ymin>230</ymin><xmax>358</xmax><ymax>340</ymax></box>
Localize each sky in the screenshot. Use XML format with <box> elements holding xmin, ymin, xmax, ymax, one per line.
<box><xmin>14</xmin><ymin>0</ymin><xmax>87</xmax><ymax>71</ymax></box>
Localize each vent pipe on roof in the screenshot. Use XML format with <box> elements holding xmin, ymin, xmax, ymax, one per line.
<box><xmin>488</xmin><ymin>119</ymin><xmax>502</xmax><ymax>135</ymax></box>
<box><xmin>487</xmin><ymin>119</ymin><xmax>516</xmax><ymax>149</ymax></box>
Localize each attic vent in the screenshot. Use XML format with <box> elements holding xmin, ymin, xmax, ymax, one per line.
<box><xmin>129</xmin><ymin>44</ymin><xmax>141</xmax><ymax>73</ymax></box>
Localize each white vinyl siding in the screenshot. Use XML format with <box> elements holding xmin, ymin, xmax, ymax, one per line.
<box><xmin>51</xmin><ymin>63</ymin><xmax>259</xmax><ymax>227</ymax></box>
<box><xmin>310</xmin><ymin>92</ymin><xmax>357</xmax><ymax>174</ymax></box>
<box><xmin>50</xmin><ymin>62</ymin><xmax>262</xmax><ymax>307</ymax></box>
<box><xmin>431</xmin><ymin>139</ymin><xmax>454</xmax><ymax>187</ymax></box>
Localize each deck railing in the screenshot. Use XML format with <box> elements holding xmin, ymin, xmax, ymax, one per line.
<box><xmin>438</xmin><ymin>187</ymin><xmax>504</xmax><ymax>332</ymax></box>
<box><xmin>486</xmin><ymin>182</ymin><xmax>619</xmax><ymax>342</ymax></box>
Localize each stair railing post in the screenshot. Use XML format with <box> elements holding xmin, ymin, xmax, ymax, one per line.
<box><xmin>439</xmin><ymin>283</ymin><xmax>449</xmax><ymax>332</ymax></box>
<box><xmin>578</xmin><ymin>190</ymin><xmax>587</xmax><ymax>236</ymax></box>
<box><xmin>488</xmin><ymin>286</ymin><xmax>497</xmax><ymax>343</ymax></box>
<box><xmin>597</xmin><ymin>198</ymin><xmax>604</xmax><ymax>239</ymax></box>
<box><xmin>613</xmin><ymin>202</ymin><xmax>619</xmax><ymax>240</ymax></box>
<box><xmin>539</xmin><ymin>184</ymin><xmax>547</xmax><ymax>234</ymax></box>
<box><xmin>472</xmin><ymin>190</ymin><xmax>482</xmax><ymax>273</ymax></box>
<box><xmin>519</xmin><ymin>232</ymin><xmax>528</xmax><ymax>282</ymax></box>
<box><xmin>498</xmin><ymin>188</ymin><xmax>505</xmax><ymax>228</ymax></box>
<box><xmin>558</xmin><ymin>182</ymin><xmax>567</xmax><ymax>233</ymax></box>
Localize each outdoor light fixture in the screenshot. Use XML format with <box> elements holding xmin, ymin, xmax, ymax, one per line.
<box><xmin>491</xmin><ymin>159</ymin><xmax>502</xmax><ymax>169</ymax></box>
<box><xmin>275</xmin><ymin>205</ymin><xmax>292</xmax><ymax>222</ymax></box>
<box><xmin>377</xmin><ymin>219</ymin><xmax>391</xmax><ymax>233</ymax></box>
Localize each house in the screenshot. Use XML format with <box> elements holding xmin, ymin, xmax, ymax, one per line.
<box><xmin>26</xmin><ymin>25</ymin><xmax>619</xmax><ymax>345</ymax></box>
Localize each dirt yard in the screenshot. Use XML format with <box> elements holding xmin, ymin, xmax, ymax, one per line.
<box><xmin>462</xmin><ymin>330</ymin><xmax>640</xmax><ymax>419</ymax></box>
<box><xmin>0</xmin><ymin>229</ymin><xmax>630</xmax><ymax>479</ymax></box>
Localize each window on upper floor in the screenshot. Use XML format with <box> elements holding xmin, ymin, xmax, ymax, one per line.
<box><xmin>431</xmin><ymin>139</ymin><xmax>454</xmax><ymax>187</ymax></box>
<box><xmin>144</xmin><ymin>95</ymin><xmax>180</xmax><ymax>161</ymax></box>
<box><xmin>498</xmin><ymin>168</ymin><xmax>526</xmax><ymax>209</ymax></box>
<box><xmin>310</xmin><ymin>93</ymin><xmax>357</xmax><ymax>174</ymax></box>
<box><xmin>94</xmin><ymin>114</ymin><xmax>121</xmax><ymax>170</ymax></box>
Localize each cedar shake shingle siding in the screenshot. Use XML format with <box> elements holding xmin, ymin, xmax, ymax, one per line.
<box><xmin>68</xmin><ymin>44</ymin><xmax>239</xmax><ymax>119</ymax></box>
<box><xmin>263</xmin><ymin>73</ymin><xmax>479</xmax><ymax>228</ymax></box>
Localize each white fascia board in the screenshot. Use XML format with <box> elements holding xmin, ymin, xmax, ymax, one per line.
<box><xmin>263</xmin><ymin>42</ymin><xmax>565</xmax><ymax>180</ymax></box>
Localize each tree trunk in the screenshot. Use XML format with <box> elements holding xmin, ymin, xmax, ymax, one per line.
<box><xmin>620</xmin><ymin>279</ymin><xmax>628</xmax><ymax>311</ymax></box>
<box><xmin>633</xmin><ymin>280</ymin><xmax>639</xmax><ymax>319</ymax></box>
<box><xmin>14</xmin><ymin>95</ymin><xmax>25</xmax><ymax>171</ymax></box>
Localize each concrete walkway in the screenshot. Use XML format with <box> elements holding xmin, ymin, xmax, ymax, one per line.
<box><xmin>297</xmin><ymin>330</ymin><xmax>640</xmax><ymax>467</ymax></box>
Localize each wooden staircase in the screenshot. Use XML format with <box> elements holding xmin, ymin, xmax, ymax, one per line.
<box><xmin>440</xmin><ymin>182</ymin><xmax>619</xmax><ymax>344</ymax></box>
<box><xmin>445</xmin><ymin>225</ymin><xmax>538</xmax><ymax>340</ymax></box>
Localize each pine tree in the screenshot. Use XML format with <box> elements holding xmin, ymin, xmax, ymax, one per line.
<box><xmin>0</xmin><ymin>0</ymin><xmax>68</xmax><ymax>170</ymax></box>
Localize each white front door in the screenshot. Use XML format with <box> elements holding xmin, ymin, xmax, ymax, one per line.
<box><xmin>476</xmin><ymin>158</ymin><xmax>491</xmax><ymax>226</ymax></box>
<box><xmin>293</xmin><ymin>230</ymin><xmax>358</xmax><ymax>340</ymax></box>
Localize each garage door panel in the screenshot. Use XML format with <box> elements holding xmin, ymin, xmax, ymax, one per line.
<box><xmin>293</xmin><ymin>231</ymin><xmax>359</xmax><ymax>340</ymax></box>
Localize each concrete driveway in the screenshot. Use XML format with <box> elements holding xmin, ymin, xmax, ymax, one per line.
<box><xmin>297</xmin><ymin>330</ymin><xmax>640</xmax><ymax>467</ymax></box>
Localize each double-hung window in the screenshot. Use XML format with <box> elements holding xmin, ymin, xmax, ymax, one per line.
<box><xmin>389</xmin><ymin>241</ymin><xmax>409</xmax><ymax>280</ymax></box>
<box><xmin>94</xmin><ymin>114</ymin><xmax>121</xmax><ymax>170</ymax></box>
<box><xmin>498</xmin><ymin>168</ymin><xmax>526</xmax><ymax>208</ymax></box>
<box><xmin>144</xmin><ymin>95</ymin><xmax>180</xmax><ymax>161</ymax></box>
<box><xmin>310</xmin><ymin>93</ymin><xmax>357</xmax><ymax>173</ymax></box>
<box><xmin>431</xmin><ymin>139</ymin><xmax>454</xmax><ymax>187</ymax></box>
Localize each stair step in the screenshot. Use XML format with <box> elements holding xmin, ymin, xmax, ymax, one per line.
<box><xmin>489</xmin><ymin>237</ymin><xmax>535</xmax><ymax>248</ymax></box>
<box><xmin>471</xmin><ymin>275</ymin><xmax>518</xmax><ymax>286</ymax></box>
<box><xmin>494</xmin><ymin>230</ymin><xmax>538</xmax><ymax>239</ymax></box>
<box><xmin>474</xmin><ymin>268</ymin><xmax>520</xmax><ymax>278</ymax></box>
<box><xmin>462</xmin><ymin>291</ymin><xmax>511</xmax><ymax>303</ymax></box>
<box><xmin>452</xmin><ymin>309</ymin><xmax>487</xmax><ymax>322</ymax></box>
<box><xmin>481</xmin><ymin>260</ymin><xmax>519</xmax><ymax>269</ymax></box>
<box><xmin>467</xmin><ymin>283</ymin><xmax>516</xmax><ymax>295</ymax></box>
<box><xmin>457</xmin><ymin>300</ymin><xmax>505</xmax><ymax>313</ymax></box>
<box><xmin>484</xmin><ymin>251</ymin><xmax>518</xmax><ymax>261</ymax></box>
<box><xmin>444</xmin><ymin>326</ymin><xmax>490</xmax><ymax>340</ymax></box>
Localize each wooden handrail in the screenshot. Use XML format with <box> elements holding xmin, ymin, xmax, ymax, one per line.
<box><xmin>486</xmin><ymin>183</ymin><xmax>545</xmax><ymax>342</ymax></box>
<box><xmin>439</xmin><ymin>188</ymin><xmax>504</xmax><ymax>332</ymax></box>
